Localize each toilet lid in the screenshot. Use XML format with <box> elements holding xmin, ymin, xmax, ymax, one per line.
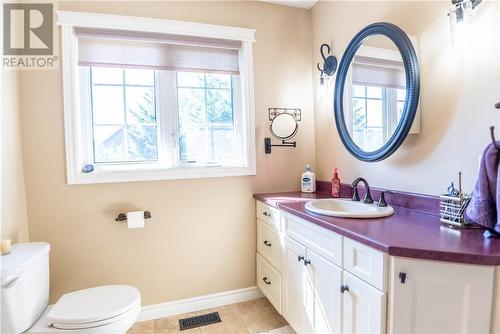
<box><xmin>46</xmin><ymin>285</ymin><xmax>140</xmax><ymax>329</ymax></box>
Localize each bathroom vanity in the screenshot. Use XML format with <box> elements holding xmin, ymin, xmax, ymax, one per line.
<box><xmin>254</xmin><ymin>191</ymin><xmax>500</xmax><ymax>334</ymax></box>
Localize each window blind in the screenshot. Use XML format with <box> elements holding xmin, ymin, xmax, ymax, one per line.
<box><xmin>352</xmin><ymin>55</ymin><xmax>405</xmax><ymax>88</ymax></box>
<box><xmin>75</xmin><ymin>27</ymin><xmax>241</xmax><ymax>74</ymax></box>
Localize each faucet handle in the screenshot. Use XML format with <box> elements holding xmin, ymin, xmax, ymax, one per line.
<box><xmin>377</xmin><ymin>192</ymin><xmax>388</xmax><ymax>207</ymax></box>
<box><xmin>352</xmin><ymin>188</ymin><xmax>360</xmax><ymax>201</ymax></box>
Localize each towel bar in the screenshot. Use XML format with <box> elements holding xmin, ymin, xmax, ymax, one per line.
<box><xmin>115</xmin><ymin>211</ymin><xmax>151</xmax><ymax>222</ymax></box>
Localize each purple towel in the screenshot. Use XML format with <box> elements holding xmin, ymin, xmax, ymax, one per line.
<box><xmin>465</xmin><ymin>142</ymin><xmax>500</xmax><ymax>233</ymax></box>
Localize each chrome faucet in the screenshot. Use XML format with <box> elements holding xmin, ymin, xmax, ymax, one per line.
<box><xmin>351</xmin><ymin>177</ymin><xmax>374</xmax><ymax>204</ymax></box>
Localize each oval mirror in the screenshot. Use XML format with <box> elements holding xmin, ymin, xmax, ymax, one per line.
<box><xmin>270</xmin><ymin>113</ymin><xmax>298</xmax><ymax>140</ymax></box>
<box><xmin>334</xmin><ymin>23</ymin><xmax>420</xmax><ymax>162</ymax></box>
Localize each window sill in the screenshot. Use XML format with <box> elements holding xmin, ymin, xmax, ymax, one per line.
<box><xmin>67</xmin><ymin>165</ymin><xmax>256</xmax><ymax>185</ymax></box>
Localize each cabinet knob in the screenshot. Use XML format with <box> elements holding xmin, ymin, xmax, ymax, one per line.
<box><xmin>262</xmin><ymin>277</ymin><xmax>271</xmax><ymax>285</ymax></box>
<box><xmin>298</xmin><ymin>255</ymin><xmax>305</xmax><ymax>262</ymax></box>
<box><xmin>262</xmin><ymin>211</ymin><xmax>271</xmax><ymax>217</ymax></box>
<box><xmin>263</xmin><ymin>240</ymin><xmax>272</xmax><ymax>247</ymax></box>
<box><xmin>340</xmin><ymin>284</ymin><xmax>349</xmax><ymax>293</ymax></box>
<box><xmin>399</xmin><ymin>272</ymin><xmax>407</xmax><ymax>284</ymax></box>
<box><xmin>304</xmin><ymin>259</ymin><xmax>311</xmax><ymax>266</ymax></box>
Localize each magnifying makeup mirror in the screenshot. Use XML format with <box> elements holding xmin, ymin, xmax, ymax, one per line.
<box><xmin>270</xmin><ymin>113</ymin><xmax>298</xmax><ymax>140</ymax></box>
<box><xmin>264</xmin><ymin>108</ymin><xmax>301</xmax><ymax>154</ymax></box>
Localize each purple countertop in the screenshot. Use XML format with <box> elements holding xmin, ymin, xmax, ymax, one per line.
<box><xmin>254</xmin><ymin>191</ymin><xmax>500</xmax><ymax>266</ymax></box>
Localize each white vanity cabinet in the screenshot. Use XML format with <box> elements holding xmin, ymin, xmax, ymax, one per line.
<box><xmin>283</xmin><ymin>212</ymin><xmax>386</xmax><ymax>334</ymax></box>
<box><xmin>255</xmin><ymin>200</ymin><xmax>498</xmax><ymax>334</ymax></box>
<box><xmin>388</xmin><ymin>257</ymin><xmax>495</xmax><ymax>334</ymax></box>
<box><xmin>283</xmin><ymin>236</ymin><xmax>342</xmax><ymax>334</ymax></box>
<box><xmin>255</xmin><ymin>201</ymin><xmax>284</xmax><ymax>313</ymax></box>
<box><xmin>343</xmin><ymin>271</ymin><xmax>386</xmax><ymax>334</ymax></box>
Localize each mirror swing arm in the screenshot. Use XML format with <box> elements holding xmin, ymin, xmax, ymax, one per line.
<box><xmin>264</xmin><ymin>107</ymin><xmax>301</xmax><ymax>154</ymax></box>
<box><xmin>264</xmin><ymin>138</ymin><xmax>296</xmax><ymax>154</ymax></box>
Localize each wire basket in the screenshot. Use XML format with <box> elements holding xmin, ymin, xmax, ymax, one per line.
<box><xmin>439</xmin><ymin>194</ymin><xmax>472</xmax><ymax>227</ymax></box>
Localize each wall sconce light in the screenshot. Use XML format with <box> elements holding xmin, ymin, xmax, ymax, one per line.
<box><xmin>448</xmin><ymin>0</ymin><xmax>482</xmax><ymax>48</ymax></box>
<box><xmin>317</xmin><ymin>43</ymin><xmax>337</xmax><ymax>85</ymax></box>
<box><xmin>449</xmin><ymin>0</ymin><xmax>482</xmax><ymax>23</ymax></box>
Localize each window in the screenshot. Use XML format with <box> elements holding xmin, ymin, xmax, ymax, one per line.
<box><xmin>59</xmin><ymin>11</ymin><xmax>256</xmax><ymax>184</ymax></box>
<box><xmin>348</xmin><ymin>48</ymin><xmax>407</xmax><ymax>152</ymax></box>
<box><xmin>176</xmin><ymin>72</ymin><xmax>238</xmax><ymax>164</ymax></box>
<box><xmin>89</xmin><ymin>67</ymin><xmax>158</xmax><ymax>163</ymax></box>
<box><xmin>351</xmin><ymin>85</ymin><xmax>406</xmax><ymax>152</ymax></box>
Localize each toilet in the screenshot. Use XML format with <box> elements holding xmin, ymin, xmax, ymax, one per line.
<box><xmin>1</xmin><ymin>243</ymin><xmax>141</xmax><ymax>334</ymax></box>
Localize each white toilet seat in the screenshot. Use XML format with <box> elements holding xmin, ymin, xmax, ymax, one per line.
<box><xmin>28</xmin><ymin>302</ymin><xmax>141</xmax><ymax>334</ymax></box>
<box><xmin>51</xmin><ymin>297</ymin><xmax>140</xmax><ymax>330</ymax></box>
<box><xmin>28</xmin><ymin>285</ymin><xmax>141</xmax><ymax>334</ymax></box>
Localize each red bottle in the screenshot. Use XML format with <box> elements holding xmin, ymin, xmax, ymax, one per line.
<box><xmin>332</xmin><ymin>168</ymin><xmax>341</xmax><ymax>198</ymax></box>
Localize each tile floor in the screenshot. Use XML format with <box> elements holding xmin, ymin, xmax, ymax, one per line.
<box><xmin>127</xmin><ymin>298</ymin><xmax>288</xmax><ymax>334</ymax></box>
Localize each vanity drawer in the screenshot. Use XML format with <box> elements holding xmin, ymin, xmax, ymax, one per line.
<box><xmin>343</xmin><ymin>238</ymin><xmax>387</xmax><ymax>291</ymax></box>
<box><xmin>285</xmin><ymin>213</ymin><xmax>343</xmax><ymax>267</ymax></box>
<box><xmin>257</xmin><ymin>220</ymin><xmax>282</xmax><ymax>270</ymax></box>
<box><xmin>257</xmin><ymin>253</ymin><xmax>282</xmax><ymax>313</ymax></box>
<box><xmin>256</xmin><ymin>201</ymin><xmax>281</xmax><ymax>231</ymax></box>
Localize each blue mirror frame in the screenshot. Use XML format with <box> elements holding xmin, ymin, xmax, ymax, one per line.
<box><xmin>334</xmin><ymin>22</ymin><xmax>420</xmax><ymax>162</ymax></box>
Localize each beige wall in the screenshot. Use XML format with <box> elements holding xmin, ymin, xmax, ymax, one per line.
<box><xmin>312</xmin><ymin>1</ymin><xmax>500</xmax><ymax>194</ymax></box>
<box><xmin>20</xmin><ymin>1</ymin><xmax>314</xmax><ymax>304</ymax></box>
<box><xmin>1</xmin><ymin>70</ymin><xmax>29</xmax><ymax>244</ymax></box>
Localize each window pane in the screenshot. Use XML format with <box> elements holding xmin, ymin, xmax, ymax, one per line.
<box><xmin>92</xmin><ymin>86</ymin><xmax>124</xmax><ymax>125</ymax></box>
<box><xmin>367</xmin><ymin>86</ymin><xmax>382</xmax><ymax>99</ymax></box>
<box><xmin>90</xmin><ymin>67</ymin><xmax>158</xmax><ymax>164</ymax></box>
<box><xmin>397</xmin><ymin>88</ymin><xmax>406</xmax><ymax>101</ymax></box>
<box><xmin>125</xmin><ymin>69</ymin><xmax>155</xmax><ymax>86</ymax></box>
<box><xmin>178</xmin><ymin>88</ymin><xmax>206</xmax><ymax>124</ymax></box>
<box><xmin>179</xmin><ymin>125</ymin><xmax>208</xmax><ymax>162</ymax></box>
<box><xmin>352</xmin><ymin>85</ymin><xmax>365</xmax><ymax>98</ymax></box>
<box><xmin>207</xmin><ymin>89</ymin><xmax>233</xmax><ymax>124</ymax></box>
<box><xmin>91</xmin><ymin>67</ymin><xmax>123</xmax><ymax>84</ymax></box>
<box><xmin>210</xmin><ymin>128</ymin><xmax>235</xmax><ymax>161</ymax></box>
<box><xmin>353</xmin><ymin>98</ymin><xmax>366</xmax><ymax>129</ymax></box>
<box><xmin>206</xmin><ymin>73</ymin><xmax>231</xmax><ymax>89</ymax></box>
<box><xmin>177</xmin><ymin>72</ymin><xmax>205</xmax><ymax>88</ymax></box>
<box><xmin>177</xmin><ymin>72</ymin><xmax>236</xmax><ymax>164</ymax></box>
<box><xmin>126</xmin><ymin>87</ymin><xmax>156</xmax><ymax>124</ymax></box>
<box><xmin>365</xmin><ymin>128</ymin><xmax>384</xmax><ymax>151</ymax></box>
<box><xmin>367</xmin><ymin>99</ymin><xmax>383</xmax><ymax>127</ymax></box>
<box><xmin>127</xmin><ymin>125</ymin><xmax>158</xmax><ymax>161</ymax></box>
<box><xmin>353</xmin><ymin>129</ymin><xmax>366</xmax><ymax>149</ymax></box>
<box><xmin>93</xmin><ymin>126</ymin><xmax>127</xmax><ymax>162</ymax></box>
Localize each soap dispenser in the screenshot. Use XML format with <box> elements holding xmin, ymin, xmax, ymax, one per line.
<box><xmin>332</xmin><ymin>168</ymin><xmax>341</xmax><ymax>198</ymax></box>
<box><xmin>301</xmin><ymin>164</ymin><xmax>316</xmax><ymax>193</ymax></box>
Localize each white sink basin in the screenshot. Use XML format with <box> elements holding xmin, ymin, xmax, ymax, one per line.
<box><xmin>304</xmin><ymin>198</ymin><xmax>394</xmax><ymax>218</ymax></box>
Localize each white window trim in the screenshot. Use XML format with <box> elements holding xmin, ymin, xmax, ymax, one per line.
<box><xmin>57</xmin><ymin>11</ymin><xmax>256</xmax><ymax>185</ymax></box>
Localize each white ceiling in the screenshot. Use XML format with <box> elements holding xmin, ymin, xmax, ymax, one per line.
<box><xmin>261</xmin><ymin>0</ymin><xmax>319</xmax><ymax>9</ymax></box>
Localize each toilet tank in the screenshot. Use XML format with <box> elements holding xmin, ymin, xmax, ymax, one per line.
<box><xmin>1</xmin><ymin>242</ymin><xmax>50</xmax><ymax>334</ymax></box>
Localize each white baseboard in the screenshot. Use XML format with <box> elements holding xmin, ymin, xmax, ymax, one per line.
<box><xmin>137</xmin><ymin>286</ymin><xmax>264</xmax><ymax>322</ymax></box>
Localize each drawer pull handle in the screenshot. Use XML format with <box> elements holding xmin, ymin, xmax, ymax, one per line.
<box><xmin>262</xmin><ymin>211</ymin><xmax>272</xmax><ymax>217</ymax></box>
<box><xmin>304</xmin><ymin>259</ymin><xmax>311</xmax><ymax>266</ymax></box>
<box><xmin>341</xmin><ymin>284</ymin><xmax>349</xmax><ymax>293</ymax></box>
<box><xmin>399</xmin><ymin>272</ymin><xmax>407</xmax><ymax>284</ymax></box>
<box><xmin>298</xmin><ymin>255</ymin><xmax>304</xmax><ymax>262</ymax></box>
<box><xmin>262</xmin><ymin>277</ymin><xmax>271</xmax><ymax>285</ymax></box>
<box><xmin>263</xmin><ymin>240</ymin><xmax>272</xmax><ymax>247</ymax></box>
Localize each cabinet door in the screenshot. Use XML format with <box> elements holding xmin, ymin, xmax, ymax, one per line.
<box><xmin>343</xmin><ymin>271</ymin><xmax>386</xmax><ymax>334</ymax></box>
<box><xmin>389</xmin><ymin>257</ymin><xmax>495</xmax><ymax>334</ymax></box>
<box><xmin>305</xmin><ymin>248</ymin><xmax>342</xmax><ymax>334</ymax></box>
<box><xmin>283</xmin><ymin>236</ymin><xmax>311</xmax><ymax>333</ymax></box>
